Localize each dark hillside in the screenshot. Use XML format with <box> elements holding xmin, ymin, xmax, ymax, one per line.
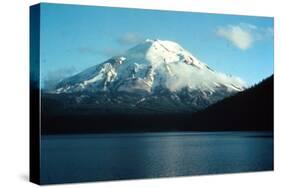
<box><xmin>41</xmin><ymin>75</ymin><xmax>273</xmax><ymax>134</ymax></box>
<box><xmin>188</xmin><ymin>75</ymin><xmax>273</xmax><ymax>131</ymax></box>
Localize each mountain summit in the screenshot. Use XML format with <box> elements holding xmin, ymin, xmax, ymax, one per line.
<box><xmin>52</xmin><ymin>39</ymin><xmax>246</xmax><ymax>112</ymax></box>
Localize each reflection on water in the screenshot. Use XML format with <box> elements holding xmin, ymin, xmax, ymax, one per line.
<box><xmin>41</xmin><ymin>132</ymin><xmax>273</xmax><ymax>184</ymax></box>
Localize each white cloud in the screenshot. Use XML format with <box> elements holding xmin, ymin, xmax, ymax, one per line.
<box><xmin>216</xmin><ymin>23</ymin><xmax>273</xmax><ymax>50</ymax></box>
<box><xmin>117</xmin><ymin>33</ymin><xmax>144</xmax><ymax>45</ymax></box>
<box><xmin>43</xmin><ymin>67</ymin><xmax>77</xmax><ymax>90</ymax></box>
<box><xmin>77</xmin><ymin>47</ymin><xmax>124</xmax><ymax>58</ymax></box>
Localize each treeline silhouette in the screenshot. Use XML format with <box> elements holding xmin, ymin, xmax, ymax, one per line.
<box><xmin>187</xmin><ymin>75</ymin><xmax>273</xmax><ymax>131</ymax></box>
<box><xmin>41</xmin><ymin>75</ymin><xmax>273</xmax><ymax>134</ymax></box>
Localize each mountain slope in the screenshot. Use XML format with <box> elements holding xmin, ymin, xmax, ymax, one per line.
<box><xmin>56</xmin><ymin>39</ymin><xmax>245</xmax><ymax>94</ymax></box>
<box><xmin>48</xmin><ymin>39</ymin><xmax>246</xmax><ymax>112</ymax></box>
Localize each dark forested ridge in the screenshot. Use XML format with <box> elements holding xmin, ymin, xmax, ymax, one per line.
<box><xmin>188</xmin><ymin>75</ymin><xmax>273</xmax><ymax>131</ymax></box>
<box><xmin>41</xmin><ymin>75</ymin><xmax>273</xmax><ymax>134</ymax></box>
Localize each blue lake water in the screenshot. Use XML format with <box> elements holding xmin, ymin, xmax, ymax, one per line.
<box><xmin>41</xmin><ymin>132</ymin><xmax>273</xmax><ymax>184</ymax></box>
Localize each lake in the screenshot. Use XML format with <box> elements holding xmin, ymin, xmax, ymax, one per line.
<box><xmin>40</xmin><ymin>131</ymin><xmax>273</xmax><ymax>184</ymax></box>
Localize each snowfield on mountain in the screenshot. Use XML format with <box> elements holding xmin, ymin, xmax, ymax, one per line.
<box><xmin>50</xmin><ymin>39</ymin><xmax>246</xmax><ymax>113</ymax></box>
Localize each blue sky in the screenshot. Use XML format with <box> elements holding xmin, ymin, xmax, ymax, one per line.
<box><xmin>40</xmin><ymin>3</ymin><xmax>274</xmax><ymax>88</ymax></box>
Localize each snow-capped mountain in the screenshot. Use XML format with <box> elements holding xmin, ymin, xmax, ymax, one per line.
<box><xmin>52</xmin><ymin>39</ymin><xmax>246</xmax><ymax>113</ymax></box>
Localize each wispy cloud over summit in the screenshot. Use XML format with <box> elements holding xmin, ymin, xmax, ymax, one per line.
<box><xmin>117</xmin><ymin>33</ymin><xmax>144</xmax><ymax>45</ymax></box>
<box><xmin>216</xmin><ymin>23</ymin><xmax>273</xmax><ymax>50</ymax></box>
